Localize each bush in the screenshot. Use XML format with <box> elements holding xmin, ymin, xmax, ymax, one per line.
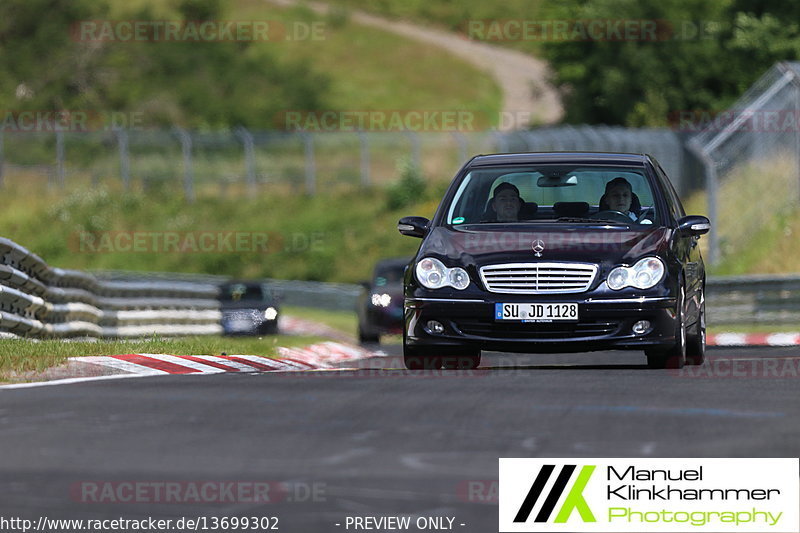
<box><xmin>385</xmin><ymin>159</ymin><xmax>427</xmax><ymax>210</ymax></box>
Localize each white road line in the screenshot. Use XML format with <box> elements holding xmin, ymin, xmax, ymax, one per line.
<box><xmin>0</xmin><ymin>373</ymin><xmax>144</xmax><ymax>389</ymax></box>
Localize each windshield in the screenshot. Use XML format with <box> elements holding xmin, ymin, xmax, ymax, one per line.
<box><xmin>446</xmin><ymin>164</ymin><xmax>660</xmax><ymax>226</ymax></box>
<box><xmin>220</xmin><ymin>283</ymin><xmax>266</xmax><ymax>302</ymax></box>
<box><xmin>374</xmin><ymin>265</ymin><xmax>405</xmax><ymax>286</ymax></box>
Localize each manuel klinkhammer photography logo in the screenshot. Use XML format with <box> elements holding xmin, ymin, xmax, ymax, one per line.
<box><xmin>499</xmin><ymin>458</ymin><xmax>800</xmax><ymax>532</ymax></box>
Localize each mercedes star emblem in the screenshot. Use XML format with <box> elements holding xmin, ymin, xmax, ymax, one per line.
<box><xmin>532</xmin><ymin>239</ymin><xmax>545</xmax><ymax>257</ymax></box>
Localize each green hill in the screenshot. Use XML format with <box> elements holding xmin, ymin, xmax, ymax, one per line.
<box><xmin>0</xmin><ymin>0</ymin><xmax>501</xmax><ymax>129</ymax></box>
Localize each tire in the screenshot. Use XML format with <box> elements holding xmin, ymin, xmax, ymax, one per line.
<box><xmin>441</xmin><ymin>348</ymin><xmax>481</xmax><ymax>370</ymax></box>
<box><xmin>261</xmin><ymin>324</ymin><xmax>279</xmax><ymax>335</ymax></box>
<box><xmin>685</xmin><ymin>288</ymin><xmax>706</xmax><ymax>366</ymax></box>
<box><xmin>358</xmin><ymin>325</ymin><xmax>380</xmax><ymax>344</ymax></box>
<box><xmin>645</xmin><ymin>284</ymin><xmax>687</xmax><ymax>369</ymax></box>
<box><xmin>403</xmin><ymin>345</ymin><xmax>443</xmax><ymax>370</ymax></box>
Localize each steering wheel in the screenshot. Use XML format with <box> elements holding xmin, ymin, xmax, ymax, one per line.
<box><xmin>589</xmin><ymin>210</ymin><xmax>632</xmax><ymax>223</ymax></box>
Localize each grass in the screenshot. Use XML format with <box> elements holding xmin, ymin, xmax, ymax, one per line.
<box><xmin>3</xmin><ymin>152</ymin><xmax>800</xmax><ymax>287</ymax></box>
<box><xmin>0</xmin><ymin>175</ymin><xmax>441</xmax><ymax>283</ymax></box>
<box><xmin>249</xmin><ymin>1</ymin><xmax>502</xmax><ymax>120</ymax></box>
<box><xmin>328</xmin><ymin>0</ymin><xmax>549</xmax><ymax>57</ymax></box>
<box><xmin>681</xmin><ymin>155</ymin><xmax>800</xmax><ymax>275</ymax></box>
<box><xmin>105</xmin><ymin>0</ymin><xmax>502</xmax><ymax>125</ymax></box>
<box><xmin>0</xmin><ymin>334</ymin><xmax>324</xmax><ymax>382</ymax></box>
<box><xmin>284</xmin><ymin>305</ymin><xmax>358</xmax><ymax>336</ymax></box>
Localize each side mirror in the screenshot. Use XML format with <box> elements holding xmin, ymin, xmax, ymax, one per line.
<box><xmin>677</xmin><ymin>215</ymin><xmax>710</xmax><ymax>236</ymax></box>
<box><xmin>397</xmin><ymin>216</ymin><xmax>430</xmax><ymax>238</ymax></box>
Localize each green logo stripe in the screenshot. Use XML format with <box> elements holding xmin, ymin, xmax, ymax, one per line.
<box><xmin>554</xmin><ymin>465</ymin><xmax>596</xmax><ymax>523</ymax></box>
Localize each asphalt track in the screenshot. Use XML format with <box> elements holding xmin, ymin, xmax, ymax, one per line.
<box><xmin>1</xmin><ymin>345</ymin><xmax>798</xmax><ymax>533</ymax></box>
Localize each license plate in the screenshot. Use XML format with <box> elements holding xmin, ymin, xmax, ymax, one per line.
<box><xmin>229</xmin><ymin>319</ymin><xmax>253</xmax><ymax>331</ymax></box>
<box><xmin>495</xmin><ymin>303</ymin><xmax>579</xmax><ymax>322</ymax></box>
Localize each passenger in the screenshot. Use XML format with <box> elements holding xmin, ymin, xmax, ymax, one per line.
<box><xmin>489</xmin><ymin>182</ymin><xmax>523</xmax><ymax>222</ymax></box>
<box><xmin>599</xmin><ymin>177</ymin><xmax>649</xmax><ymax>222</ymax></box>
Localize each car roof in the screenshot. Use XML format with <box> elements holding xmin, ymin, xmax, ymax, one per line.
<box><xmin>466</xmin><ymin>152</ymin><xmax>651</xmax><ymax>167</ymax></box>
<box><xmin>220</xmin><ymin>280</ymin><xmax>263</xmax><ymax>288</ymax></box>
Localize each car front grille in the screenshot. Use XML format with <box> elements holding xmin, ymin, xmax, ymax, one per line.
<box><xmin>454</xmin><ymin>319</ymin><xmax>619</xmax><ymax>340</ymax></box>
<box><xmin>479</xmin><ymin>262</ymin><xmax>598</xmax><ymax>294</ymax></box>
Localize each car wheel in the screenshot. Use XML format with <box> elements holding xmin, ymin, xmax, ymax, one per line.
<box><xmin>685</xmin><ymin>288</ymin><xmax>706</xmax><ymax>366</ymax></box>
<box><xmin>441</xmin><ymin>348</ymin><xmax>481</xmax><ymax>370</ymax></box>
<box><xmin>358</xmin><ymin>326</ymin><xmax>380</xmax><ymax>344</ymax></box>
<box><xmin>403</xmin><ymin>345</ymin><xmax>443</xmax><ymax>370</ymax></box>
<box><xmin>645</xmin><ymin>284</ymin><xmax>687</xmax><ymax>369</ymax></box>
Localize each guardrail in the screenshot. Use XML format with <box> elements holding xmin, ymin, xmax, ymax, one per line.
<box><xmin>262</xmin><ymin>275</ymin><xmax>800</xmax><ymax>326</ymax></box>
<box><xmin>0</xmin><ymin>238</ymin><xmax>222</xmax><ymax>338</ymax></box>
<box><xmin>1</xmin><ymin>233</ymin><xmax>798</xmax><ymax>339</ymax></box>
<box><xmin>706</xmin><ymin>275</ymin><xmax>800</xmax><ymax>325</ymax></box>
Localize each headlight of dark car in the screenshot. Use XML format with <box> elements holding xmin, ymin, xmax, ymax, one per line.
<box><xmin>606</xmin><ymin>256</ymin><xmax>665</xmax><ymax>290</ymax></box>
<box><xmin>415</xmin><ymin>257</ymin><xmax>470</xmax><ymax>290</ymax></box>
<box><xmin>370</xmin><ymin>293</ymin><xmax>392</xmax><ymax>307</ymax></box>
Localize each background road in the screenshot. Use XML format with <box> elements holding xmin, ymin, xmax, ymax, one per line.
<box><xmin>1</xmin><ymin>346</ymin><xmax>798</xmax><ymax>532</ymax></box>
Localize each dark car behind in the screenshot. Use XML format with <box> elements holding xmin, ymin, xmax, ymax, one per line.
<box><xmin>219</xmin><ymin>281</ymin><xmax>280</xmax><ymax>335</ymax></box>
<box><xmin>356</xmin><ymin>258</ymin><xmax>408</xmax><ymax>343</ymax></box>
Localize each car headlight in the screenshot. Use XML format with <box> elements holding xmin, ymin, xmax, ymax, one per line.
<box><xmin>370</xmin><ymin>293</ymin><xmax>392</xmax><ymax>307</ymax></box>
<box><xmin>264</xmin><ymin>307</ymin><xmax>278</xmax><ymax>320</ymax></box>
<box><xmin>607</xmin><ymin>257</ymin><xmax>665</xmax><ymax>290</ymax></box>
<box><xmin>416</xmin><ymin>257</ymin><xmax>470</xmax><ymax>290</ymax></box>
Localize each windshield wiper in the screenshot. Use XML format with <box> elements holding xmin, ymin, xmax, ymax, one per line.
<box><xmin>556</xmin><ymin>217</ymin><xmax>631</xmax><ymax>225</ymax></box>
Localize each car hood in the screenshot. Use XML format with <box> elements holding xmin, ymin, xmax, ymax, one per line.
<box><xmin>418</xmin><ymin>225</ymin><xmax>672</xmax><ymax>267</ymax></box>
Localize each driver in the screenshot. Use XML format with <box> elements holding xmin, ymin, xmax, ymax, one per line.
<box><xmin>490</xmin><ymin>182</ymin><xmax>524</xmax><ymax>222</ymax></box>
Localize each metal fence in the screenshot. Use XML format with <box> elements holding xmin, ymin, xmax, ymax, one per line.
<box><xmin>690</xmin><ymin>61</ymin><xmax>800</xmax><ymax>264</ymax></box>
<box><xmin>0</xmin><ymin>125</ymin><xmax>695</xmax><ymax>200</ymax></box>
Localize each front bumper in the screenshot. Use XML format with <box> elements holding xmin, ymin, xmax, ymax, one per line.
<box><xmin>404</xmin><ymin>295</ymin><xmax>677</xmax><ymax>353</ymax></box>
<box><xmin>222</xmin><ymin>310</ymin><xmax>279</xmax><ymax>335</ymax></box>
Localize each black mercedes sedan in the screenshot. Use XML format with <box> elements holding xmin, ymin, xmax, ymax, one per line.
<box><xmin>398</xmin><ymin>152</ymin><xmax>710</xmax><ymax>370</ymax></box>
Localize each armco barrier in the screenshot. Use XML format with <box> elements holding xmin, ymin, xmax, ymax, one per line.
<box><xmin>706</xmin><ymin>274</ymin><xmax>800</xmax><ymax>325</ymax></box>
<box><xmin>261</xmin><ymin>274</ymin><xmax>800</xmax><ymax>326</ymax></box>
<box><xmin>0</xmin><ymin>237</ymin><xmax>222</xmax><ymax>338</ymax></box>
<box><xmin>3</xmin><ymin>233</ymin><xmax>798</xmax><ymax>339</ymax></box>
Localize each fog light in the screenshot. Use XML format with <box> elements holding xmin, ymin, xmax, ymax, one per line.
<box><xmin>632</xmin><ymin>320</ymin><xmax>651</xmax><ymax>335</ymax></box>
<box><xmin>426</xmin><ymin>320</ymin><xmax>445</xmax><ymax>335</ymax></box>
